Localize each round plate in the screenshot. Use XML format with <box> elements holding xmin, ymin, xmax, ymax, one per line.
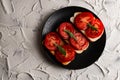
<box><xmin>40</xmin><ymin>6</ymin><xmax>106</xmax><ymax>69</ymax></box>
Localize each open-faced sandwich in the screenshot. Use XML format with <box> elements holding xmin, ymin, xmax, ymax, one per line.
<box><xmin>70</xmin><ymin>12</ymin><xmax>104</xmax><ymax>42</ymax></box>
<box><xmin>43</xmin><ymin>32</ymin><xmax>63</xmax><ymax>55</ymax></box>
<box><xmin>58</xmin><ymin>22</ymin><xmax>89</xmax><ymax>54</ymax></box>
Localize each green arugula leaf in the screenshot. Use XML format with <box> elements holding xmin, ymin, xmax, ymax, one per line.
<box><xmin>64</xmin><ymin>30</ymin><xmax>77</xmax><ymax>40</ymax></box>
<box><xmin>54</xmin><ymin>43</ymin><xmax>66</xmax><ymax>56</ymax></box>
<box><xmin>87</xmin><ymin>23</ymin><xmax>98</xmax><ymax>31</ymax></box>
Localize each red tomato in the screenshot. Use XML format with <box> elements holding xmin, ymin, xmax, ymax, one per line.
<box><xmin>74</xmin><ymin>12</ymin><xmax>94</xmax><ymax>30</ymax></box>
<box><xmin>55</xmin><ymin>45</ymin><xmax>75</xmax><ymax>63</ymax></box>
<box><xmin>70</xmin><ymin>33</ymin><xmax>89</xmax><ymax>50</ymax></box>
<box><xmin>58</xmin><ymin>22</ymin><xmax>75</xmax><ymax>39</ymax></box>
<box><xmin>85</xmin><ymin>19</ymin><xmax>104</xmax><ymax>38</ymax></box>
<box><xmin>44</xmin><ymin>32</ymin><xmax>62</xmax><ymax>51</ymax></box>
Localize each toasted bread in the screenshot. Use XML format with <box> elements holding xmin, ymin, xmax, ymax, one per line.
<box><xmin>70</xmin><ymin>12</ymin><xmax>104</xmax><ymax>42</ymax></box>
<box><xmin>62</xmin><ymin>61</ymin><xmax>71</xmax><ymax>65</ymax></box>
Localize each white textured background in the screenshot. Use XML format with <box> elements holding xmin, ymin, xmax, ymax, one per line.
<box><xmin>0</xmin><ymin>0</ymin><xmax>120</xmax><ymax>80</ymax></box>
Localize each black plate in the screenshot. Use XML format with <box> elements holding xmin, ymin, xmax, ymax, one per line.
<box><xmin>40</xmin><ymin>6</ymin><xmax>106</xmax><ymax>69</ymax></box>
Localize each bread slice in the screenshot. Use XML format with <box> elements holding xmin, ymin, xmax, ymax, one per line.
<box><xmin>70</xmin><ymin>12</ymin><xmax>104</xmax><ymax>42</ymax></box>
<box><xmin>62</xmin><ymin>61</ymin><xmax>71</xmax><ymax>65</ymax></box>
<box><xmin>57</xmin><ymin>24</ymin><xmax>89</xmax><ymax>54</ymax></box>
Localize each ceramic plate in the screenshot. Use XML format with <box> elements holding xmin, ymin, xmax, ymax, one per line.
<box><xmin>40</xmin><ymin>6</ymin><xmax>106</xmax><ymax>69</ymax></box>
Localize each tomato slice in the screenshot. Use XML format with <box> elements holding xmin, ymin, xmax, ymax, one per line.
<box><xmin>70</xmin><ymin>33</ymin><xmax>89</xmax><ymax>50</ymax></box>
<box><xmin>74</xmin><ymin>12</ymin><xmax>94</xmax><ymax>30</ymax></box>
<box><xmin>55</xmin><ymin>45</ymin><xmax>75</xmax><ymax>63</ymax></box>
<box><xmin>44</xmin><ymin>32</ymin><xmax>62</xmax><ymax>51</ymax></box>
<box><xmin>85</xmin><ymin>19</ymin><xmax>104</xmax><ymax>38</ymax></box>
<box><xmin>58</xmin><ymin>22</ymin><xmax>75</xmax><ymax>39</ymax></box>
